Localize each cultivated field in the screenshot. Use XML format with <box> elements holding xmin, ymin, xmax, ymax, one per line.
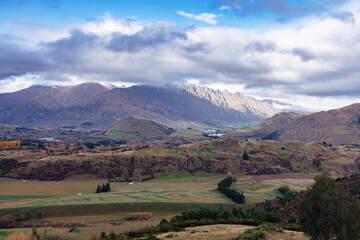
<box><xmin>0</xmin><ymin>173</ymin><xmax>315</xmax><ymax>240</ymax></box>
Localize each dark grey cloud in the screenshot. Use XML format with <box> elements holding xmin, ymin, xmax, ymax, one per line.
<box><xmin>45</xmin><ymin>30</ymin><xmax>100</xmax><ymax>65</ymax></box>
<box><xmin>107</xmin><ymin>22</ymin><xmax>187</xmax><ymax>52</ymax></box>
<box><xmin>0</xmin><ymin>35</ymin><xmax>49</xmax><ymax>79</ymax></box>
<box><xmin>216</xmin><ymin>0</ymin><xmax>349</xmax><ymax>20</ymax></box>
<box><xmin>292</xmin><ymin>48</ymin><xmax>316</xmax><ymax>61</ymax></box>
<box><xmin>244</xmin><ymin>41</ymin><xmax>276</xmax><ymax>52</ymax></box>
<box><xmin>183</xmin><ymin>42</ymin><xmax>208</xmax><ymax>53</ymax></box>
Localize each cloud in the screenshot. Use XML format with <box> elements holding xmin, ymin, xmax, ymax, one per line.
<box><xmin>78</xmin><ymin>12</ymin><xmax>143</xmax><ymax>36</ymax></box>
<box><xmin>177</xmin><ymin>11</ymin><xmax>217</xmax><ymax>25</ymax></box>
<box><xmin>1</xmin><ymin>2</ymin><xmax>360</xmax><ymax>111</ymax></box>
<box><xmin>219</xmin><ymin>6</ymin><xmax>231</xmax><ymax>10</ymax></box>
<box><xmin>329</xmin><ymin>11</ymin><xmax>355</xmax><ymax>24</ymax></box>
<box><xmin>0</xmin><ymin>35</ymin><xmax>50</xmax><ymax>79</ymax></box>
<box><xmin>107</xmin><ymin>22</ymin><xmax>187</xmax><ymax>52</ymax></box>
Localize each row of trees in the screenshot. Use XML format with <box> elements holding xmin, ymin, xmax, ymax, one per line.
<box><xmin>96</xmin><ymin>183</ymin><xmax>111</xmax><ymax>193</ymax></box>
<box><xmin>217</xmin><ymin>177</ymin><xmax>246</xmax><ymax>204</ymax></box>
<box><xmin>0</xmin><ymin>140</ymin><xmax>21</xmax><ymax>148</ymax></box>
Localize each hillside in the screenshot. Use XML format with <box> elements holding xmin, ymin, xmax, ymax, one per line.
<box><xmin>0</xmin><ymin>83</ymin><xmax>279</xmax><ymax>129</ymax></box>
<box><xmin>277</xmin><ymin>103</ymin><xmax>360</xmax><ymax>145</ymax></box>
<box><xmin>228</xmin><ymin>103</ymin><xmax>360</xmax><ymax>145</ymax></box>
<box><xmin>228</xmin><ymin>112</ymin><xmax>302</xmax><ymax>138</ymax></box>
<box><xmin>106</xmin><ymin>116</ymin><xmax>175</xmax><ymax>139</ymax></box>
<box><xmin>1</xmin><ymin>137</ymin><xmax>359</xmax><ymax>181</ymax></box>
<box><xmin>180</xmin><ymin>85</ymin><xmax>279</xmax><ymax>119</ymax></box>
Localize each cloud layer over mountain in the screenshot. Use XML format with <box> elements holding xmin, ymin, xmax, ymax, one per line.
<box><xmin>1</xmin><ymin>1</ymin><xmax>360</xmax><ymax>111</ymax></box>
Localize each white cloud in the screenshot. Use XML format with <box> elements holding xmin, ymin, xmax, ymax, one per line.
<box><xmin>177</xmin><ymin>11</ymin><xmax>217</xmax><ymax>25</ymax></box>
<box><xmin>77</xmin><ymin>12</ymin><xmax>143</xmax><ymax>36</ymax></box>
<box><xmin>2</xmin><ymin>1</ymin><xmax>360</xmax><ymax>111</ymax></box>
<box><xmin>219</xmin><ymin>6</ymin><xmax>231</xmax><ymax>10</ymax></box>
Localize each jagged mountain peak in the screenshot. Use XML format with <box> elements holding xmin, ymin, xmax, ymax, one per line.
<box><xmin>178</xmin><ymin>85</ymin><xmax>280</xmax><ymax>119</ymax></box>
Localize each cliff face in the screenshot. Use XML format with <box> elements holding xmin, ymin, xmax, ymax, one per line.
<box><xmin>180</xmin><ymin>85</ymin><xmax>279</xmax><ymax>119</ymax></box>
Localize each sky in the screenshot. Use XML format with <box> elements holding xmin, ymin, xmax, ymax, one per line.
<box><xmin>1</xmin><ymin>0</ymin><xmax>360</xmax><ymax>111</ymax></box>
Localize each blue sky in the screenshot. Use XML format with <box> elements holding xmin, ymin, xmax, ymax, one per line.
<box><xmin>0</xmin><ymin>0</ymin><xmax>345</xmax><ymax>29</ymax></box>
<box><xmin>0</xmin><ymin>0</ymin><xmax>360</xmax><ymax>111</ymax></box>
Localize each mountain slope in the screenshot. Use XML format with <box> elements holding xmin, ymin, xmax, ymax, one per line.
<box><xmin>107</xmin><ymin>116</ymin><xmax>175</xmax><ymax>139</ymax></box>
<box><xmin>229</xmin><ymin>103</ymin><xmax>360</xmax><ymax>145</ymax></box>
<box><xmin>228</xmin><ymin>112</ymin><xmax>302</xmax><ymax>138</ymax></box>
<box><xmin>33</xmin><ymin>82</ymin><xmax>108</xmax><ymax>109</ymax></box>
<box><xmin>0</xmin><ymin>83</ymin><xmax>280</xmax><ymax>129</ymax></box>
<box><xmin>278</xmin><ymin>103</ymin><xmax>360</xmax><ymax>145</ymax></box>
<box><xmin>180</xmin><ymin>85</ymin><xmax>279</xmax><ymax>119</ymax></box>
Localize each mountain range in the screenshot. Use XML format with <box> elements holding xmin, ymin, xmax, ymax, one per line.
<box><xmin>0</xmin><ymin>83</ymin><xmax>278</xmax><ymax>129</ymax></box>
<box><xmin>229</xmin><ymin>103</ymin><xmax>360</xmax><ymax>145</ymax></box>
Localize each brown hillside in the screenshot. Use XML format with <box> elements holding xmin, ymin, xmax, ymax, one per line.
<box><xmin>228</xmin><ymin>112</ymin><xmax>302</xmax><ymax>138</ymax></box>
<box><xmin>107</xmin><ymin>116</ymin><xmax>175</xmax><ymax>138</ymax></box>
<box><xmin>228</xmin><ymin>103</ymin><xmax>360</xmax><ymax>145</ymax></box>
<box><xmin>278</xmin><ymin>103</ymin><xmax>360</xmax><ymax>145</ymax></box>
<box><xmin>1</xmin><ymin>138</ymin><xmax>359</xmax><ymax>181</ymax></box>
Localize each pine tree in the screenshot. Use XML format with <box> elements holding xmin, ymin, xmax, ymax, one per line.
<box><xmin>96</xmin><ymin>185</ymin><xmax>101</xmax><ymax>193</ymax></box>
<box><xmin>242</xmin><ymin>150</ymin><xmax>249</xmax><ymax>160</ymax></box>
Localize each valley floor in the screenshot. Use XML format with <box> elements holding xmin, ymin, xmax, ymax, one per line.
<box><xmin>0</xmin><ymin>173</ymin><xmax>315</xmax><ymax>240</ymax></box>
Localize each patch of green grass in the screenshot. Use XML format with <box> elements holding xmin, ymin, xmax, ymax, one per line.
<box><xmin>0</xmin><ymin>202</ymin><xmax>234</xmax><ymax>219</ymax></box>
<box><xmin>232</xmin><ymin>179</ymin><xmax>313</xmax><ymax>205</ymax></box>
<box><xmin>150</xmin><ymin>172</ymin><xmax>223</xmax><ymax>182</ymax></box>
<box><xmin>151</xmin><ymin>172</ymin><xmax>193</xmax><ymax>181</ymax></box>
<box><xmin>0</xmin><ymin>231</ymin><xmax>9</xmax><ymax>237</ymax></box>
<box><xmin>0</xmin><ymin>195</ymin><xmax>53</xmax><ymax>200</ymax></box>
<box><xmin>106</xmin><ymin>131</ymin><xmax>141</xmax><ymax>140</ymax></box>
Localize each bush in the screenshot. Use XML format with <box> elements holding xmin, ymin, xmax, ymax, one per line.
<box><xmin>0</xmin><ymin>215</ymin><xmax>16</xmax><ymax>228</ymax></box>
<box><xmin>299</xmin><ymin>172</ymin><xmax>360</xmax><ymax>240</ymax></box>
<box><xmin>242</xmin><ymin>151</ymin><xmax>249</xmax><ymax>160</ymax></box>
<box><xmin>278</xmin><ymin>185</ymin><xmax>290</xmax><ymax>195</ymax></box>
<box><xmin>124</xmin><ymin>213</ymin><xmax>152</xmax><ymax>221</ymax></box>
<box><xmin>236</xmin><ymin>224</ymin><xmax>273</xmax><ymax>240</ymax></box>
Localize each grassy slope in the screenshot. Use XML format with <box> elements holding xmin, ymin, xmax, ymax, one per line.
<box><xmin>231</xmin><ymin>179</ymin><xmax>314</xmax><ymax>204</ymax></box>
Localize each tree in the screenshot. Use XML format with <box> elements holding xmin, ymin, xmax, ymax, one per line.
<box><xmin>106</xmin><ymin>183</ymin><xmax>111</xmax><ymax>192</ymax></box>
<box><xmin>242</xmin><ymin>150</ymin><xmax>249</xmax><ymax>160</ymax></box>
<box><xmin>299</xmin><ymin>172</ymin><xmax>360</xmax><ymax>240</ymax></box>
<box><xmin>96</xmin><ymin>185</ymin><xmax>101</xmax><ymax>193</ymax></box>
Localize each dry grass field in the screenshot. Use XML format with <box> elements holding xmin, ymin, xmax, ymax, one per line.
<box><xmin>156</xmin><ymin>224</ymin><xmax>309</xmax><ymax>240</ymax></box>
<box><xmin>0</xmin><ymin>174</ymin><xmax>315</xmax><ymax>240</ymax></box>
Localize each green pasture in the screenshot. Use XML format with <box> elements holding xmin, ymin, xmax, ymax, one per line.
<box><xmin>232</xmin><ymin>179</ymin><xmax>314</xmax><ymax>204</ymax></box>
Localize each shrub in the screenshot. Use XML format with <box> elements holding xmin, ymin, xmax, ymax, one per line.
<box><xmin>278</xmin><ymin>185</ymin><xmax>290</xmax><ymax>195</ymax></box>
<box><xmin>242</xmin><ymin>151</ymin><xmax>249</xmax><ymax>160</ymax></box>
<box><xmin>0</xmin><ymin>215</ymin><xmax>16</xmax><ymax>228</ymax></box>
<box><xmin>299</xmin><ymin>172</ymin><xmax>360</xmax><ymax>240</ymax></box>
<box><xmin>124</xmin><ymin>213</ymin><xmax>152</xmax><ymax>221</ymax></box>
